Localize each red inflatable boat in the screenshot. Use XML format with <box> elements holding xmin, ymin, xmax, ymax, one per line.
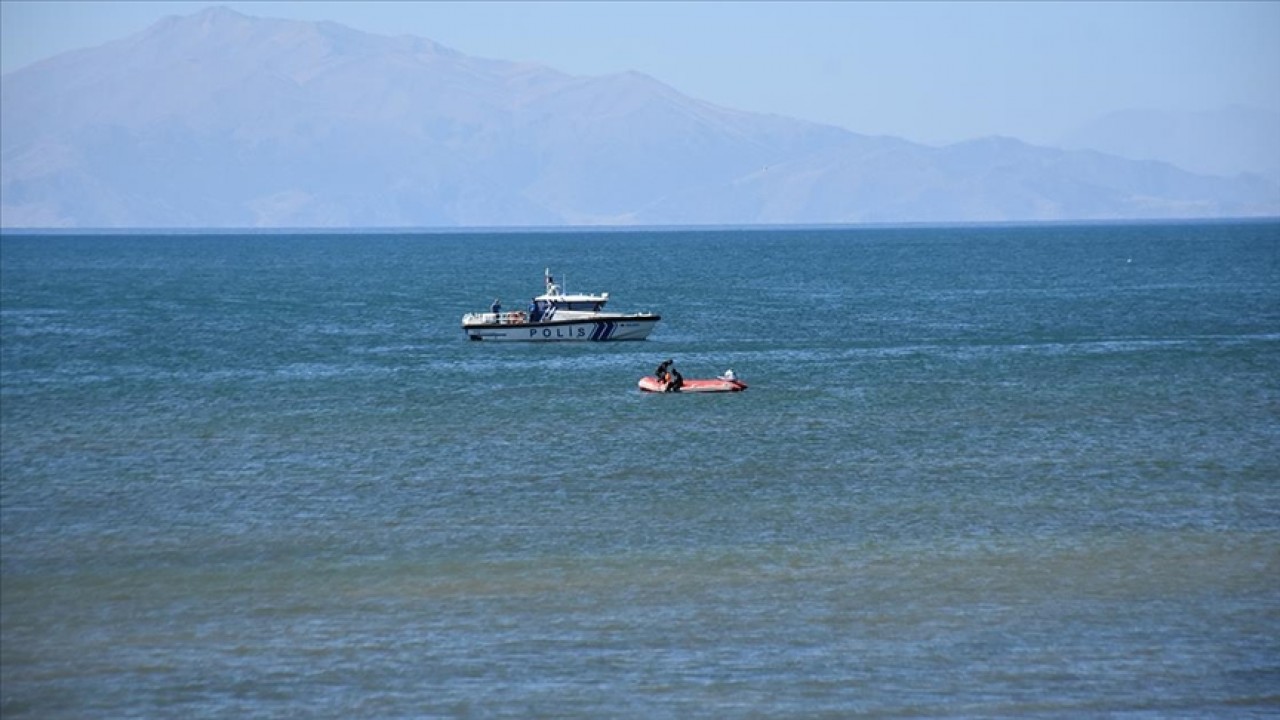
<box><xmin>637</xmin><ymin>375</ymin><xmax>748</xmax><ymax>393</ymax></box>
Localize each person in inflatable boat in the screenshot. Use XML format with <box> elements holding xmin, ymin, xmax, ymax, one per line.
<box><xmin>654</xmin><ymin>359</ymin><xmax>672</xmax><ymax>379</ymax></box>
<box><xmin>652</xmin><ymin>358</ymin><xmax>683</xmax><ymax>391</ymax></box>
<box><xmin>664</xmin><ymin>366</ymin><xmax>684</xmax><ymax>392</ymax></box>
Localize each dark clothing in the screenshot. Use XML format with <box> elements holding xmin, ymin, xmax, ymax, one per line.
<box><xmin>665</xmin><ymin>368</ymin><xmax>684</xmax><ymax>392</ymax></box>
<box><xmin>654</xmin><ymin>360</ymin><xmax>672</xmax><ymax>379</ymax></box>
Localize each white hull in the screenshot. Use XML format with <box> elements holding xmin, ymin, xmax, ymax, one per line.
<box><xmin>464</xmin><ymin>316</ymin><xmax>659</xmax><ymax>342</ymax></box>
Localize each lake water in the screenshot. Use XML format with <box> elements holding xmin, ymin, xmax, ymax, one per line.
<box><xmin>2</xmin><ymin>222</ymin><xmax>1278</xmax><ymax>717</ymax></box>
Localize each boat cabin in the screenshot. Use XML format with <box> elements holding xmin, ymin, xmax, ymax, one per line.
<box><xmin>529</xmin><ymin>288</ymin><xmax>609</xmax><ymax>322</ymax></box>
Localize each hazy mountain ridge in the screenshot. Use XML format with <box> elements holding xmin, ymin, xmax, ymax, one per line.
<box><xmin>1057</xmin><ymin>106</ymin><xmax>1280</xmax><ymax>185</ymax></box>
<box><xmin>2</xmin><ymin>6</ymin><xmax>1275</xmax><ymax>228</ymax></box>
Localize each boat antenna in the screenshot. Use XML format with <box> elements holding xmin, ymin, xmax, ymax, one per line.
<box><xmin>545</xmin><ymin>267</ymin><xmax>565</xmax><ymax>295</ymax></box>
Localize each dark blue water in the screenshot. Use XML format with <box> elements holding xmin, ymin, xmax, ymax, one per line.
<box><xmin>3</xmin><ymin>222</ymin><xmax>1278</xmax><ymax>718</ymax></box>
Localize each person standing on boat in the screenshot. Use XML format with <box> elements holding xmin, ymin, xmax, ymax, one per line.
<box><xmin>491</xmin><ymin>298</ymin><xmax>501</xmax><ymax>323</ymax></box>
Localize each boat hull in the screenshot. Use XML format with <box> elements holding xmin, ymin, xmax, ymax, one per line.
<box><xmin>638</xmin><ymin>375</ymin><xmax>748</xmax><ymax>393</ymax></box>
<box><xmin>464</xmin><ymin>316</ymin><xmax>660</xmax><ymax>341</ymax></box>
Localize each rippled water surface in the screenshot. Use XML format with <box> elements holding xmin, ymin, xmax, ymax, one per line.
<box><xmin>3</xmin><ymin>222</ymin><xmax>1278</xmax><ymax>717</ymax></box>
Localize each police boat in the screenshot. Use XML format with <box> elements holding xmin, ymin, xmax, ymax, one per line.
<box><xmin>462</xmin><ymin>269</ymin><xmax>661</xmax><ymax>342</ymax></box>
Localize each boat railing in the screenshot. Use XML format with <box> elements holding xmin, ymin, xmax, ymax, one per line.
<box><xmin>463</xmin><ymin>311</ymin><xmax>529</xmax><ymax>326</ymax></box>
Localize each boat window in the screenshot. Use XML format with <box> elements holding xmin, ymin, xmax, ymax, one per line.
<box><xmin>563</xmin><ymin>301</ymin><xmax>598</xmax><ymax>311</ymax></box>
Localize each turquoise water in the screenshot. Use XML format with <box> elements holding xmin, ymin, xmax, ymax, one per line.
<box><xmin>2</xmin><ymin>222</ymin><xmax>1278</xmax><ymax>717</ymax></box>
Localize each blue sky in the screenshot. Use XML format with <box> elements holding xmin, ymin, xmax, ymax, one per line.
<box><xmin>2</xmin><ymin>1</ymin><xmax>1277</xmax><ymax>146</ymax></box>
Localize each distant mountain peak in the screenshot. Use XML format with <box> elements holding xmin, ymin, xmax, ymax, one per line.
<box><xmin>144</xmin><ymin>4</ymin><xmax>251</xmax><ymax>37</ymax></box>
<box><xmin>193</xmin><ymin>5</ymin><xmax>249</xmax><ymax>23</ymax></box>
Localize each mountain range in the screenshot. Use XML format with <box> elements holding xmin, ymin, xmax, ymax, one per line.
<box><xmin>2</xmin><ymin>6</ymin><xmax>1276</xmax><ymax>228</ymax></box>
